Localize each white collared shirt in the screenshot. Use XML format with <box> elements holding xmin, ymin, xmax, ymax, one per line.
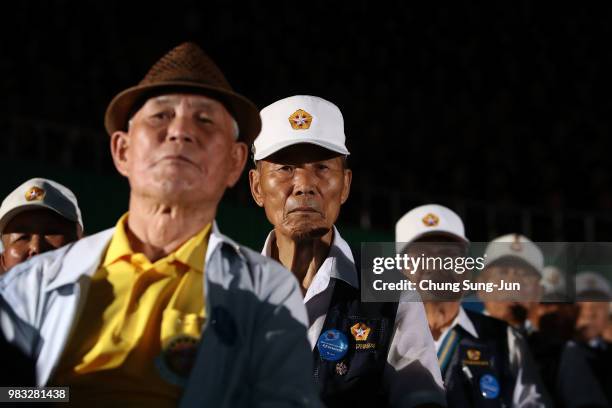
<box><xmin>435</xmin><ymin>306</ymin><xmax>551</xmax><ymax>407</ymax></box>
<box><xmin>262</xmin><ymin>226</ymin><xmax>446</xmax><ymax>408</ymax></box>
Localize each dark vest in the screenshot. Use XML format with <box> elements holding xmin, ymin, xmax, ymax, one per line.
<box><xmin>312</xmin><ymin>277</ymin><xmax>399</xmax><ymax>407</ymax></box>
<box><xmin>443</xmin><ymin>310</ymin><xmax>516</xmax><ymax>408</ymax></box>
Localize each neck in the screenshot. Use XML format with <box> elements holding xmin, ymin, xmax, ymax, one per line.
<box><xmin>125</xmin><ymin>194</ymin><xmax>215</xmax><ymax>261</ymax></box>
<box><xmin>424</xmin><ymin>301</ymin><xmax>461</xmax><ymax>340</ymax></box>
<box><xmin>272</xmin><ymin>228</ymin><xmax>334</xmax><ymax>296</ymax></box>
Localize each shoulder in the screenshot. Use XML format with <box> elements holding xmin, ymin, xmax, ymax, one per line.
<box><xmin>465</xmin><ymin>309</ymin><xmax>510</xmax><ymax>339</ymax></box>
<box><xmin>237</xmin><ymin>244</ymin><xmax>302</xmax><ymax>298</ymax></box>
<box><xmin>0</xmin><ymin>245</ymin><xmax>69</xmax><ymax>293</ymax></box>
<box><xmin>211</xmin><ymin>232</ymin><xmax>301</xmax><ymax>299</ymax></box>
<box><xmin>0</xmin><ymin>229</ymin><xmax>114</xmax><ymax>297</ymax></box>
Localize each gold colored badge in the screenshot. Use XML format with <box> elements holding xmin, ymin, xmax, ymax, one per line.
<box><xmin>288</xmin><ymin>109</ymin><xmax>313</xmax><ymax>130</ymax></box>
<box><xmin>25</xmin><ymin>186</ymin><xmax>45</xmax><ymax>202</ymax></box>
<box><xmin>350</xmin><ymin>323</ymin><xmax>371</xmax><ymax>341</ymax></box>
<box><xmin>422</xmin><ymin>213</ymin><xmax>439</xmax><ymax>227</ymax></box>
<box><xmin>467</xmin><ymin>349</ymin><xmax>481</xmax><ymax>361</ymax></box>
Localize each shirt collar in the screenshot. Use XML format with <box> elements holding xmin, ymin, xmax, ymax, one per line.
<box><xmin>103</xmin><ymin>213</ymin><xmax>211</xmax><ymax>273</ymax></box>
<box><xmin>453</xmin><ymin>306</ymin><xmax>479</xmax><ymax>339</ymax></box>
<box><xmin>261</xmin><ymin>226</ymin><xmax>359</xmax><ymax>291</ymax></box>
<box><xmin>43</xmin><ymin>220</ymin><xmax>236</xmax><ymax>293</ymax></box>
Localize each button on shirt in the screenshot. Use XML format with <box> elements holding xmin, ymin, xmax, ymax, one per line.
<box><xmin>434</xmin><ymin>306</ymin><xmax>551</xmax><ymax>407</ymax></box>
<box><xmin>262</xmin><ymin>226</ymin><xmax>446</xmax><ymax>408</ymax></box>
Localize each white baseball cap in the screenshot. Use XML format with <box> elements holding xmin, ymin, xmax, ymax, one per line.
<box><xmin>395</xmin><ymin>204</ymin><xmax>468</xmax><ymax>251</ymax></box>
<box><xmin>575</xmin><ymin>271</ymin><xmax>612</xmax><ymax>299</ymax></box>
<box><xmin>252</xmin><ymin>95</ymin><xmax>350</xmax><ymax>160</ymax></box>
<box><xmin>484</xmin><ymin>234</ymin><xmax>544</xmax><ymax>276</ymax></box>
<box><xmin>0</xmin><ymin>178</ymin><xmax>83</xmax><ymax>234</ymax></box>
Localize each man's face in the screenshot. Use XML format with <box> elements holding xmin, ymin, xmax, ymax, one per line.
<box><xmin>536</xmin><ymin>302</ymin><xmax>579</xmax><ymax>339</ymax></box>
<box><xmin>1</xmin><ymin>208</ymin><xmax>79</xmax><ymax>272</ymax></box>
<box><xmin>111</xmin><ymin>94</ymin><xmax>248</xmax><ymax>208</ymax></box>
<box><xmin>479</xmin><ymin>261</ymin><xmax>542</xmax><ymax>327</ymax></box>
<box><xmin>249</xmin><ymin>144</ymin><xmax>351</xmax><ymax>240</ymax></box>
<box><xmin>404</xmin><ymin>235</ymin><xmax>467</xmax><ymax>301</ymax></box>
<box><xmin>576</xmin><ymin>301</ymin><xmax>609</xmax><ymax>341</ymax></box>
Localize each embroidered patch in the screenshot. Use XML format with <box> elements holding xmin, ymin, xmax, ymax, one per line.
<box><xmin>156</xmin><ymin>335</ymin><xmax>199</xmax><ymax>386</ymax></box>
<box><xmin>288</xmin><ymin>109</ymin><xmax>313</xmax><ymax>130</ymax></box>
<box><xmin>25</xmin><ymin>186</ymin><xmax>45</xmax><ymax>201</ymax></box>
<box><xmin>422</xmin><ymin>213</ymin><xmax>439</xmax><ymax>227</ymax></box>
<box><xmin>350</xmin><ymin>322</ymin><xmax>371</xmax><ymax>341</ymax></box>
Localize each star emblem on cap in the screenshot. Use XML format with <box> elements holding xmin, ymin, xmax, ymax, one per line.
<box><xmin>25</xmin><ymin>186</ymin><xmax>45</xmax><ymax>202</ymax></box>
<box><xmin>422</xmin><ymin>213</ymin><xmax>439</xmax><ymax>227</ymax></box>
<box><xmin>288</xmin><ymin>109</ymin><xmax>313</xmax><ymax>130</ymax></box>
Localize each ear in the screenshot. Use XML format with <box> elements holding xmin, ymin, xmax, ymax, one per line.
<box><xmin>226</xmin><ymin>142</ymin><xmax>248</xmax><ymax>187</ymax></box>
<box><xmin>340</xmin><ymin>168</ymin><xmax>352</xmax><ymax>204</ymax></box>
<box><xmin>110</xmin><ymin>130</ymin><xmax>130</xmax><ymax>177</ymax></box>
<box><xmin>0</xmin><ymin>247</ymin><xmax>6</xmax><ymax>272</ymax></box>
<box><xmin>249</xmin><ymin>166</ymin><xmax>265</xmax><ymax>207</ymax></box>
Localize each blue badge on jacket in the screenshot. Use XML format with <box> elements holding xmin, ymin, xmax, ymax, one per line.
<box><xmin>479</xmin><ymin>374</ymin><xmax>500</xmax><ymax>399</ymax></box>
<box><xmin>317</xmin><ymin>329</ymin><xmax>349</xmax><ymax>361</ymax></box>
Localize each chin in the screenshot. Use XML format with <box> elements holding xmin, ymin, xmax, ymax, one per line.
<box><xmin>285</xmin><ymin>222</ymin><xmax>331</xmax><ymax>241</ymax></box>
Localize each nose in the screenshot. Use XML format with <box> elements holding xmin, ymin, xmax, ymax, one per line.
<box><xmin>292</xmin><ymin>168</ymin><xmax>317</xmax><ymax>196</ymax></box>
<box><xmin>27</xmin><ymin>235</ymin><xmax>44</xmax><ymax>259</ymax></box>
<box><xmin>166</xmin><ymin>115</ymin><xmax>196</xmax><ymax>144</ymax></box>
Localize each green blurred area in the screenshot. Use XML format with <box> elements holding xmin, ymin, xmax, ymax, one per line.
<box><xmin>0</xmin><ymin>160</ymin><xmax>393</xmax><ymax>251</ymax></box>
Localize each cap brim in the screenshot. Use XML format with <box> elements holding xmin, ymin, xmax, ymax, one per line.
<box><xmin>0</xmin><ymin>203</ymin><xmax>79</xmax><ymax>234</ymax></box>
<box><xmin>396</xmin><ymin>230</ymin><xmax>469</xmax><ymax>253</ymax></box>
<box><xmin>254</xmin><ymin>137</ymin><xmax>350</xmax><ymax>161</ymax></box>
<box><xmin>104</xmin><ymin>81</ymin><xmax>262</xmax><ymax>146</ymax></box>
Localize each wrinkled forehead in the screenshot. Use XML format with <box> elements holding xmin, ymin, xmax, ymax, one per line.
<box><xmin>142</xmin><ymin>93</ymin><xmax>227</xmax><ymax>112</ymax></box>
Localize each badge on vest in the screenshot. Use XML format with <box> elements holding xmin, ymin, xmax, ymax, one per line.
<box><xmin>462</xmin><ymin>347</ymin><xmax>490</xmax><ymax>367</ymax></box>
<box><xmin>318</xmin><ymin>329</ymin><xmax>349</xmax><ymax>361</ymax></box>
<box><xmin>350</xmin><ymin>322</ymin><xmax>377</xmax><ymax>351</ymax></box>
<box><xmin>479</xmin><ymin>374</ymin><xmax>500</xmax><ymax>399</ymax></box>
<box><xmin>335</xmin><ymin>361</ymin><xmax>349</xmax><ymax>376</ymax></box>
<box><xmin>155</xmin><ymin>334</ymin><xmax>200</xmax><ymax>386</ymax></box>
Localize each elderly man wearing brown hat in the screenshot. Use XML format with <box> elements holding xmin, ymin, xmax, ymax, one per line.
<box><xmin>0</xmin><ymin>43</ymin><xmax>318</xmax><ymax>407</ymax></box>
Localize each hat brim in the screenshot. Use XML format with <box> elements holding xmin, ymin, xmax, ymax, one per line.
<box><xmin>396</xmin><ymin>230</ymin><xmax>469</xmax><ymax>254</ymax></box>
<box><xmin>0</xmin><ymin>203</ymin><xmax>80</xmax><ymax>234</ymax></box>
<box><xmin>104</xmin><ymin>81</ymin><xmax>262</xmax><ymax>145</ymax></box>
<box><xmin>253</xmin><ymin>137</ymin><xmax>350</xmax><ymax>161</ymax></box>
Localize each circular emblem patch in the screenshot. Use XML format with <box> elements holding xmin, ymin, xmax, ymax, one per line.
<box><xmin>479</xmin><ymin>374</ymin><xmax>500</xmax><ymax>399</ymax></box>
<box><xmin>156</xmin><ymin>335</ymin><xmax>199</xmax><ymax>385</ymax></box>
<box><xmin>317</xmin><ymin>329</ymin><xmax>349</xmax><ymax>361</ymax></box>
<box><xmin>422</xmin><ymin>213</ymin><xmax>439</xmax><ymax>227</ymax></box>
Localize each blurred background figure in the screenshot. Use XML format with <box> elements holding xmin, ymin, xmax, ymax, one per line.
<box><xmin>528</xmin><ymin>266</ymin><xmax>579</xmax><ymax>407</ymax></box>
<box><xmin>0</xmin><ymin>177</ymin><xmax>83</xmax><ymax>273</ymax></box>
<box><xmin>557</xmin><ymin>271</ymin><xmax>612</xmax><ymax>408</ymax></box>
<box><xmin>397</xmin><ymin>205</ymin><xmax>550</xmax><ymax>407</ymax></box>
<box><xmin>478</xmin><ymin>234</ymin><xmax>544</xmax><ymax>333</ymax></box>
<box><xmin>574</xmin><ymin>271</ymin><xmax>612</xmax><ymax>344</ymax></box>
<box><xmin>603</xmin><ymin>303</ymin><xmax>612</xmax><ymax>342</ymax></box>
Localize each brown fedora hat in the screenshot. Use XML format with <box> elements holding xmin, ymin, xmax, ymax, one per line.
<box><xmin>104</xmin><ymin>42</ymin><xmax>261</xmax><ymax>145</ymax></box>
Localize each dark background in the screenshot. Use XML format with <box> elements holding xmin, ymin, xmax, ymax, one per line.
<box><xmin>1</xmin><ymin>1</ymin><xmax>611</xmax><ymax>246</ymax></box>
